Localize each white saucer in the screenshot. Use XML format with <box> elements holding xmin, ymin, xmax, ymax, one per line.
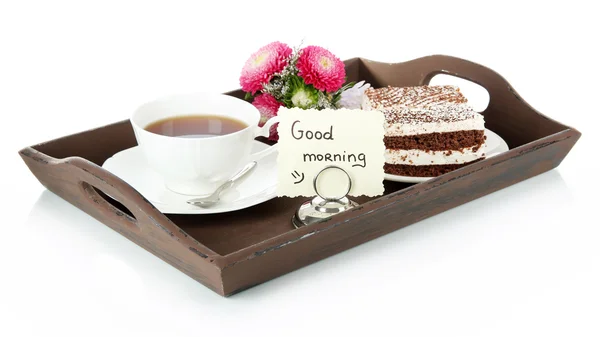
<box><xmin>102</xmin><ymin>141</ymin><xmax>277</xmax><ymax>214</ymax></box>
<box><xmin>384</xmin><ymin>128</ymin><xmax>509</xmax><ymax>183</ymax></box>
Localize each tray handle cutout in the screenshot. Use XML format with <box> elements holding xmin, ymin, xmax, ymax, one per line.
<box><xmin>80</xmin><ymin>181</ymin><xmax>139</xmax><ymax>229</ymax></box>
<box><xmin>429</xmin><ymin>73</ymin><xmax>490</xmax><ymax>113</ymax></box>
<box><xmin>417</xmin><ymin>56</ymin><xmax>515</xmax><ymax>110</ymax></box>
<box><xmin>66</xmin><ymin>156</ymin><xmax>159</xmax><ymax>232</ymax></box>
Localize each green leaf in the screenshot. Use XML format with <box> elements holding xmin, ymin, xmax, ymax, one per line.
<box><xmin>340</xmin><ymin>81</ymin><xmax>355</xmax><ymax>92</ymax></box>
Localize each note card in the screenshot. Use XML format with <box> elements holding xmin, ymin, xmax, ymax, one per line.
<box><xmin>276</xmin><ymin>107</ymin><xmax>385</xmax><ymax>198</ymax></box>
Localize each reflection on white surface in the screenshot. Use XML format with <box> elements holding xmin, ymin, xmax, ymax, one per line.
<box><xmin>3</xmin><ymin>169</ymin><xmax>598</xmax><ymax>336</ymax></box>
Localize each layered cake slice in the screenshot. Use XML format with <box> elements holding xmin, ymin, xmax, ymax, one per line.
<box><xmin>363</xmin><ymin>85</ymin><xmax>486</xmax><ymax>177</ymax></box>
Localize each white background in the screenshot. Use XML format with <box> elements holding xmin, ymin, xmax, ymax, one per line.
<box><xmin>1</xmin><ymin>1</ymin><xmax>598</xmax><ymax>336</ymax></box>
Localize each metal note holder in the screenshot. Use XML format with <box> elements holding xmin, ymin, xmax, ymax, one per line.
<box><xmin>292</xmin><ymin>165</ymin><xmax>360</xmax><ymax>228</ymax></box>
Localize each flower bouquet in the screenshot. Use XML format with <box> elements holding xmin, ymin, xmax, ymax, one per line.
<box><xmin>239</xmin><ymin>41</ymin><xmax>370</xmax><ymax>141</ymax></box>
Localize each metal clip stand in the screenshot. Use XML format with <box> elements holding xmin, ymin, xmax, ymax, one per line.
<box><xmin>292</xmin><ymin>165</ymin><xmax>360</xmax><ymax>228</ymax></box>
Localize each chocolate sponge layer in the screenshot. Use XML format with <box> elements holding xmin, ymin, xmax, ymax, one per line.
<box><xmin>384</xmin><ymin>159</ymin><xmax>484</xmax><ymax>177</ymax></box>
<box><xmin>384</xmin><ymin>130</ymin><xmax>485</xmax><ymax>151</ymax></box>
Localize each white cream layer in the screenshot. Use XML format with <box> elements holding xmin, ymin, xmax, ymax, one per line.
<box><xmin>384</xmin><ymin>119</ymin><xmax>484</xmax><ymax>137</ymax></box>
<box><xmin>385</xmin><ymin>144</ymin><xmax>486</xmax><ymax>165</ymax></box>
<box><xmin>362</xmin><ymin>94</ymin><xmax>485</xmax><ymax>136</ymax></box>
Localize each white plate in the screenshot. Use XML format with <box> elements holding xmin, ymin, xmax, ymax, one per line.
<box><xmin>102</xmin><ymin>141</ymin><xmax>277</xmax><ymax>214</ymax></box>
<box><xmin>384</xmin><ymin>128</ymin><xmax>509</xmax><ymax>183</ymax></box>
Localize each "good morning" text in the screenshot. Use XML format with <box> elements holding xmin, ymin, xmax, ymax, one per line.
<box><xmin>291</xmin><ymin>120</ymin><xmax>367</xmax><ymax>168</ymax></box>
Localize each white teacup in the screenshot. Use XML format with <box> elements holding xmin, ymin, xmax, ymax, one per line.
<box><xmin>130</xmin><ymin>92</ymin><xmax>279</xmax><ymax>195</ymax></box>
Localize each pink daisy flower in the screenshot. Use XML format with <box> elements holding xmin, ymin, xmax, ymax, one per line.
<box><xmin>252</xmin><ymin>93</ymin><xmax>283</xmax><ymax>141</ymax></box>
<box><xmin>296</xmin><ymin>45</ymin><xmax>346</xmax><ymax>92</ymax></box>
<box><xmin>239</xmin><ymin>41</ymin><xmax>292</xmax><ymax>94</ymax></box>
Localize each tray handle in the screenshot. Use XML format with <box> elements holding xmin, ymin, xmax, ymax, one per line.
<box><xmin>20</xmin><ymin>147</ymin><xmax>218</xmax><ymax>259</ymax></box>
<box><xmin>361</xmin><ymin>55</ymin><xmax>534</xmax><ymax>115</ymax></box>
<box><xmin>359</xmin><ymin>55</ymin><xmax>573</xmax><ymax>146</ymax></box>
<box><xmin>68</xmin><ymin>157</ymin><xmax>217</xmax><ymax>256</ymax></box>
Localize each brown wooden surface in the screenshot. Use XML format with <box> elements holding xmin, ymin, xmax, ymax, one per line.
<box><xmin>19</xmin><ymin>55</ymin><xmax>581</xmax><ymax>297</ymax></box>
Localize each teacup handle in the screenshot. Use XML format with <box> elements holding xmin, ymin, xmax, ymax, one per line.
<box><xmin>251</xmin><ymin>116</ymin><xmax>280</xmax><ymax>161</ymax></box>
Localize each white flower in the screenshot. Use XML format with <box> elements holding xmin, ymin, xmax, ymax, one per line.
<box><xmin>338</xmin><ymin>81</ymin><xmax>371</xmax><ymax>109</ymax></box>
<box><xmin>291</xmin><ymin>88</ymin><xmax>317</xmax><ymax>108</ymax></box>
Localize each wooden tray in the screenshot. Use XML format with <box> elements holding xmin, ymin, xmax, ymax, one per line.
<box><xmin>19</xmin><ymin>55</ymin><xmax>581</xmax><ymax>297</ymax></box>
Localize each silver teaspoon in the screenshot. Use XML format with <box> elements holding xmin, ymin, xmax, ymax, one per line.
<box><xmin>186</xmin><ymin>161</ymin><xmax>257</xmax><ymax>208</ymax></box>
